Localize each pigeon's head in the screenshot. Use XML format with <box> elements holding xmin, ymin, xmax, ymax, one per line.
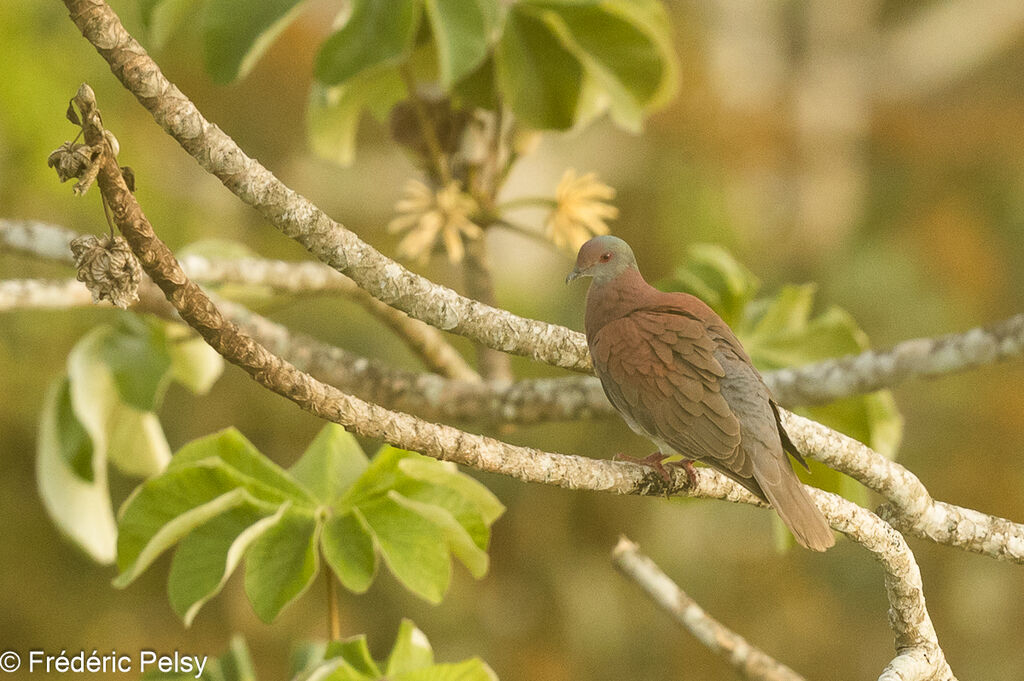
<box><xmin>566</xmin><ymin>235</ymin><xmax>638</xmax><ymax>285</ymax></box>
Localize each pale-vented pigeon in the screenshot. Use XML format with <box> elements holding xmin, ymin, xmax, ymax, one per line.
<box><xmin>567</xmin><ymin>235</ymin><xmax>834</xmax><ymax>551</ymax></box>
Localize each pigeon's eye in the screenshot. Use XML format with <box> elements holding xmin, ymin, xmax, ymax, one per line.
<box><xmin>599</xmin><ymin>252</ymin><xmax>612</xmax><ymax>263</ymax></box>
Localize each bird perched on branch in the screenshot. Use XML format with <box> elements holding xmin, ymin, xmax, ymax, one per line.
<box><xmin>567</xmin><ymin>235</ymin><xmax>834</xmax><ymax>551</ymax></box>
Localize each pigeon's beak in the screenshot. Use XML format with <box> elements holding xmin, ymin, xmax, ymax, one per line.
<box><xmin>565</xmin><ymin>265</ymin><xmax>583</xmax><ymax>284</ymax></box>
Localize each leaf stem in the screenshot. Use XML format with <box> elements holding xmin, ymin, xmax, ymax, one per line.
<box><xmin>325</xmin><ymin>568</ymin><xmax>341</xmax><ymax>641</ymax></box>
<box><xmin>399</xmin><ymin>65</ymin><xmax>452</xmax><ymax>186</ymax></box>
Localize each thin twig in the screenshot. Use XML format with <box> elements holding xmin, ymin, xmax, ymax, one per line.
<box><xmin>612</xmin><ymin>537</ymin><xmax>806</xmax><ymax>681</ymax></box>
<box><xmin>768</xmin><ymin>314</ymin><xmax>1024</xmax><ymax>406</ymax></box>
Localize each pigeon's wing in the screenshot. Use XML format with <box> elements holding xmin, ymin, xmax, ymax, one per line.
<box><xmin>590</xmin><ymin>308</ymin><xmax>764</xmax><ymax>498</ymax></box>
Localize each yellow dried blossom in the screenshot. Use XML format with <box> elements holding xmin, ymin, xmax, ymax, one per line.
<box><xmin>388</xmin><ymin>180</ymin><xmax>482</xmax><ymax>263</ymax></box>
<box><xmin>545</xmin><ymin>169</ymin><xmax>618</xmax><ymax>252</ymax></box>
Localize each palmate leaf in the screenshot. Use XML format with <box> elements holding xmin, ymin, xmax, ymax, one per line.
<box><xmin>114</xmin><ymin>425</ymin><xmax>504</xmax><ymax>624</ymax></box>
<box><xmin>314</xmin><ymin>0</ymin><xmax>422</xmax><ymax>86</ymax></box>
<box><xmin>37</xmin><ymin>317</ymin><xmax>223</xmax><ymax>563</ymax></box>
<box><xmin>302</xmin><ymin>620</ymin><xmax>498</xmax><ymax>681</ymax></box>
<box><xmin>661</xmin><ymin>244</ymin><xmax>905</xmax><ymax>511</ymax></box>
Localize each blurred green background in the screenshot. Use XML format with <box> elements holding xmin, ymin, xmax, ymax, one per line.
<box><xmin>3</xmin><ymin>1</ymin><xmax>1024</xmax><ymax>679</ymax></box>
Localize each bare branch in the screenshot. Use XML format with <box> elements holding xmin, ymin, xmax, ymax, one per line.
<box><xmin>10</xmin><ymin>220</ymin><xmax>1023</xmax><ymax>426</ymax></box>
<box><xmin>767</xmin><ymin>315</ymin><xmax>1024</xmax><ymax>406</ymax></box>
<box><xmin>0</xmin><ymin>278</ymin><xmax>94</xmax><ymax>311</ymax></box>
<box><xmin>0</xmin><ymin>218</ymin><xmax>476</xmax><ymax>380</ymax></box>
<box><xmin>0</xmin><ymin>219</ymin><xmax>79</xmax><ymax>263</ymax></box>
<box><xmin>612</xmin><ymin>537</ymin><xmax>806</xmax><ymax>681</ymax></box>
<box><xmin>783</xmin><ymin>410</ymin><xmax>1024</xmax><ymax>564</ymax></box>
<box><xmin>60</xmin><ymin>0</ymin><xmax>594</xmax><ymax>373</ymax></box>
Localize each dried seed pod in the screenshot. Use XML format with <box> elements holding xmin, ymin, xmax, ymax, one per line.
<box><xmin>70</xmin><ymin>234</ymin><xmax>142</xmax><ymax>309</ymax></box>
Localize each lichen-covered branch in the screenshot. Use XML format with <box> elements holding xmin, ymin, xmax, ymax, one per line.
<box><xmin>176</xmin><ymin>254</ymin><xmax>480</xmax><ymax>381</ymax></box>
<box><xmin>0</xmin><ymin>217</ymin><xmax>475</xmax><ymax>380</ymax></box>
<box><xmin>806</xmin><ymin>488</ymin><xmax>954</xmax><ymax>681</ymax></box>
<box><xmin>612</xmin><ymin>537</ymin><xmax>806</xmax><ymax>681</ymax></box>
<box><xmin>67</xmin><ymin>86</ymin><xmax>955</xmax><ymax>680</ymax></box>
<box><xmin>767</xmin><ymin>314</ymin><xmax>1024</xmax><ymax>406</ymax></box>
<box><xmin>0</xmin><ymin>278</ymin><xmax>95</xmax><ymax>311</ymax></box>
<box><xmin>60</xmin><ymin>0</ymin><xmax>594</xmax><ymax>373</ymax></box>
<box><xmin>783</xmin><ymin>410</ymin><xmax>1024</xmax><ymax>564</ymax></box>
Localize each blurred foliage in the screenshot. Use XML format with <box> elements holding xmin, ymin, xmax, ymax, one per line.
<box><xmin>116</xmin><ymin>426</ymin><xmax>503</xmax><ymax>624</ymax></box>
<box><xmin>142</xmin><ymin>623</ymin><xmax>497</xmax><ymax>681</ymax></box>
<box><xmin>37</xmin><ymin>315</ymin><xmax>223</xmax><ymax>563</ymax></box>
<box><xmin>139</xmin><ymin>0</ymin><xmax>677</xmax><ymax>163</ymax></box>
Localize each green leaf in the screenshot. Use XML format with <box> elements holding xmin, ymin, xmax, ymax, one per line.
<box><xmin>139</xmin><ymin>0</ymin><xmax>202</xmax><ymax>51</ymax></box>
<box><xmin>386</xmin><ymin>619</ymin><xmax>434</xmax><ymax>675</ymax></box>
<box><xmin>244</xmin><ymin>508</ymin><xmax>319</xmax><ymax>622</ymax></box>
<box><xmin>541</xmin><ymin>3</ymin><xmax>663</xmax><ymax>130</ymax></box>
<box><xmin>390</xmin><ymin>491</ymin><xmax>488</xmax><ymax>578</ymax></box>
<box><xmin>661</xmin><ymin>244</ymin><xmax>760</xmax><ymax>328</ymax></box>
<box><xmin>321</xmin><ymin>510</ymin><xmax>377</xmax><ymax>593</ymax></box>
<box><xmin>424</xmin><ymin>0</ymin><xmax>491</xmax><ymax>89</ymax></box>
<box><xmin>291</xmin><ymin>424</ymin><xmax>370</xmax><ymax>503</ymax></box>
<box><xmin>496</xmin><ymin>7</ymin><xmax>583</xmax><ymax>129</ymax></box>
<box><xmin>451</xmin><ymin>56</ymin><xmax>497</xmax><ymax>110</ymax></box>
<box><xmin>203</xmin><ymin>0</ymin><xmax>308</xmax><ymax>82</ymax></box>
<box><xmin>219</xmin><ymin>637</ymin><xmax>259</xmax><ymax>681</ymax></box>
<box><xmin>36</xmin><ymin>377</ymin><xmax>117</xmax><ymax>564</ymax></box>
<box><xmin>397</xmin><ymin>458</ymin><xmax>504</xmax><ymax>525</ymax></box>
<box><xmin>360</xmin><ymin>496</ymin><xmax>450</xmax><ymax>604</ymax></box>
<box><xmin>340</xmin><ymin>445</ymin><xmax>419</xmax><ymax>508</ymax></box>
<box><xmin>53</xmin><ymin>377</ymin><xmax>94</xmax><ymax>481</ymax></box>
<box><xmin>168</xmin><ymin>503</ymin><xmax>288</xmax><ymax>626</ymax></box>
<box><xmin>66</xmin><ymin>326</ymin><xmax>119</xmax><ymax>459</ymax></box>
<box><xmin>307</xmin><ymin>68</ymin><xmax>405</xmax><ymax>166</ymax></box>
<box><xmin>96</xmin><ymin>318</ymin><xmax>174</xmax><ymax>412</ymax></box>
<box><xmin>106</xmin><ymin>403</ymin><xmax>171</xmax><ymax>478</ymax></box>
<box><xmin>170</xmin><ymin>428</ymin><xmax>317</xmax><ymax>505</ymax></box>
<box><xmin>746</xmin><ymin>284</ymin><xmax>818</xmax><ymax>347</ymax></box>
<box><xmin>396</xmin><ymin>659</ymin><xmax>499</xmax><ymax>681</ymax></box>
<box><xmin>115</xmin><ymin>464</ymin><xmax>264</xmax><ymax>586</ymax></box>
<box><xmin>325</xmin><ymin>635</ymin><xmax>381</xmax><ymax>678</ymax></box>
<box><xmin>314</xmin><ymin>0</ymin><xmax>422</xmax><ymax>85</ymax></box>
<box><xmin>166</xmin><ymin>325</ymin><xmax>224</xmax><ymax>395</ymax></box>
<box><xmin>303</xmin><ymin>623</ymin><xmax>497</xmax><ymax>681</ymax></box>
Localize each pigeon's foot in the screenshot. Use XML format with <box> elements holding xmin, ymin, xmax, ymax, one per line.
<box><xmin>614</xmin><ymin>452</ymin><xmax>699</xmax><ymax>490</ymax></box>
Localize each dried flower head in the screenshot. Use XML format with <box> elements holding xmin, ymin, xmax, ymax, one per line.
<box><xmin>48</xmin><ymin>141</ymin><xmax>93</xmax><ymax>183</ymax></box>
<box><xmin>545</xmin><ymin>169</ymin><xmax>618</xmax><ymax>252</ymax></box>
<box><xmin>70</xmin><ymin>234</ymin><xmax>142</xmax><ymax>309</ymax></box>
<box><xmin>388</xmin><ymin>180</ymin><xmax>482</xmax><ymax>263</ymax></box>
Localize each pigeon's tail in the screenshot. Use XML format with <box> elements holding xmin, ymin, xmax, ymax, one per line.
<box><xmin>759</xmin><ymin>468</ymin><xmax>835</xmax><ymax>552</ymax></box>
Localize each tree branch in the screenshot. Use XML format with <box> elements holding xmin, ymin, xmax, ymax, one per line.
<box><xmin>0</xmin><ymin>217</ymin><xmax>477</xmax><ymax>381</ymax></box>
<box><xmin>0</xmin><ymin>278</ymin><xmax>94</xmax><ymax>311</ymax></box>
<box><xmin>767</xmin><ymin>315</ymin><xmax>1024</xmax><ymax>406</ymax></box>
<box><xmin>60</xmin><ymin>0</ymin><xmax>594</xmax><ymax>373</ymax></box>
<box><xmin>176</xmin><ymin>254</ymin><xmax>480</xmax><ymax>381</ymax></box>
<box><xmin>781</xmin><ymin>410</ymin><xmax>1024</xmax><ymax>564</ymax></box>
<box><xmin>65</xmin><ymin>85</ymin><xmax>955</xmax><ymax>680</ymax></box>
<box><xmin>8</xmin><ymin>220</ymin><xmax>1023</xmax><ymax>426</ymax></box>
<box><xmin>612</xmin><ymin>537</ymin><xmax>806</xmax><ymax>681</ymax></box>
